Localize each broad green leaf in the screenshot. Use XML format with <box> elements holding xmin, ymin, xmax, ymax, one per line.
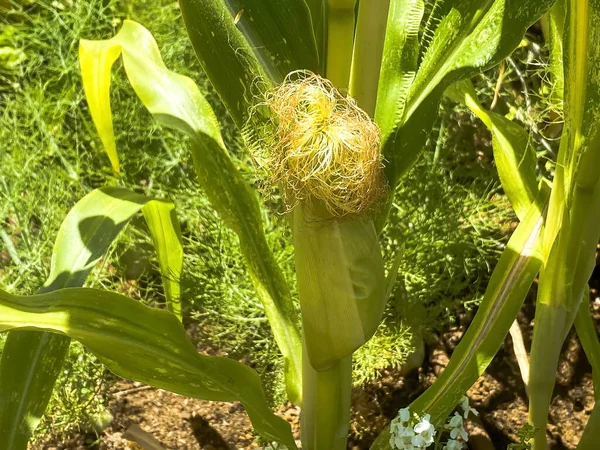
<box><xmin>178</xmin><ymin>0</ymin><xmax>267</xmax><ymax>128</ymax></box>
<box><xmin>0</xmin><ymin>287</ymin><xmax>296</xmax><ymax>450</ymax></box>
<box><xmin>45</xmin><ymin>187</ymin><xmax>183</xmax><ymax>315</ymax></box>
<box><xmin>445</xmin><ymin>79</ymin><xmax>539</xmax><ymax>221</ymax></box>
<box><xmin>380</xmin><ymin>0</ymin><xmax>555</xmax><ymax>205</ymax></box>
<box><xmin>374</xmin><ymin>0</ymin><xmax>424</xmax><ymax>139</ymax></box>
<box><xmin>178</xmin><ymin>0</ymin><xmax>318</xmax><ymax>128</ymax></box>
<box><xmin>0</xmin><ymin>187</ymin><xmax>183</xmax><ymax>449</ymax></box>
<box><xmin>371</xmin><ymin>187</ymin><xmax>548</xmax><ymax>448</ymax></box>
<box><xmin>222</xmin><ymin>0</ymin><xmax>319</xmax><ymax>78</ymax></box>
<box><xmin>79</xmin><ymin>21</ymin><xmax>303</xmax><ymax>403</ymax></box>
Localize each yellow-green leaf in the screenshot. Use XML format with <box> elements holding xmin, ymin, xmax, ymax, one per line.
<box><xmin>0</xmin><ymin>287</ymin><xmax>297</xmax><ymax>449</ymax></box>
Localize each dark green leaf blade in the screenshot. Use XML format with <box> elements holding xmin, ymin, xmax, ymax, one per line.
<box><xmin>223</xmin><ymin>0</ymin><xmax>319</xmax><ymax>78</ymax></box>
<box><xmin>178</xmin><ymin>0</ymin><xmax>269</xmax><ymax>128</ymax></box>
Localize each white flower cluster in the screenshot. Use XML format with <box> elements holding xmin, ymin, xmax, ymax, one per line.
<box><xmin>389</xmin><ymin>408</ymin><xmax>436</xmax><ymax>450</ymax></box>
<box><xmin>389</xmin><ymin>396</ymin><xmax>479</xmax><ymax>450</ymax></box>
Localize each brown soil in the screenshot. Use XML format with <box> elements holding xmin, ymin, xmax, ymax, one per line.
<box><xmin>36</xmin><ymin>291</ymin><xmax>599</xmax><ymax>450</ymax></box>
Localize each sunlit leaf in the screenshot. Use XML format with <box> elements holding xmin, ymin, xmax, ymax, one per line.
<box><xmin>381</xmin><ymin>0</ymin><xmax>555</xmax><ymax>208</ymax></box>
<box><xmin>445</xmin><ymin>79</ymin><xmax>538</xmax><ymax>221</ymax></box>
<box><xmin>529</xmin><ymin>1</ymin><xmax>600</xmax><ymax>444</ymax></box>
<box><xmin>0</xmin><ymin>287</ymin><xmax>296</xmax><ymax>449</ymax></box>
<box><xmin>79</xmin><ymin>20</ymin><xmax>303</xmax><ymax>403</ymax></box>
<box><xmin>0</xmin><ymin>187</ymin><xmax>183</xmax><ymax>449</ymax></box>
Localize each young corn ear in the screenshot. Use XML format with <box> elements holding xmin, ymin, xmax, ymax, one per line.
<box><xmin>253</xmin><ymin>73</ymin><xmax>388</xmax><ymax>370</ymax></box>
<box><xmin>293</xmin><ymin>204</ymin><xmax>387</xmax><ymax>370</ymax></box>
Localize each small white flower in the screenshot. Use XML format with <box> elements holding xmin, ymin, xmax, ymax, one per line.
<box><xmin>399</xmin><ymin>407</ymin><xmax>411</xmax><ymax>423</ymax></box>
<box><xmin>413</xmin><ymin>414</ymin><xmax>436</xmax><ymax>446</ymax></box>
<box><xmin>393</xmin><ymin>427</ymin><xmax>416</xmax><ymax>450</ymax></box>
<box><xmin>444</xmin><ymin>438</ymin><xmax>464</xmax><ymax>450</ymax></box>
<box><xmin>460</xmin><ymin>396</ymin><xmax>479</xmax><ymax>419</ymax></box>
<box><xmin>390</xmin><ymin>408</ymin><xmax>438</xmax><ymax>449</ymax></box>
<box><xmin>411</xmin><ymin>434</ymin><xmax>427</xmax><ymax>448</ymax></box>
<box><xmin>446</xmin><ymin>413</ymin><xmax>469</xmax><ymax>441</ymax></box>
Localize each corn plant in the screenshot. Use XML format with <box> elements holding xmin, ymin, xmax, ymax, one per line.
<box><xmin>1</xmin><ymin>0</ymin><xmax>600</xmax><ymax>449</ymax></box>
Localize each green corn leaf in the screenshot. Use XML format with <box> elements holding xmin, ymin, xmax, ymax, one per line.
<box><xmin>0</xmin><ymin>287</ymin><xmax>296</xmax><ymax>450</ymax></box>
<box><xmin>305</xmin><ymin>0</ymin><xmax>326</xmax><ymax>72</ymax></box>
<box><xmin>577</xmin><ymin>400</ymin><xmax>600</xmax><ymax>450</ymax></box>
<box><xmin>79</xmin><ymin>20</ymin><xmax>303</xmax><ymax>403</ymax></box>
<box><xmin>574</xmin><ymin>301</ymin><xmax>600</xmax><ymax>398</ymax></box>
<box><xmin>223</xmin><ymin>0</ymin><xmax>319</xmax><ymax>78</ymax></box>
<box><xmin>374</xmin><ymin>0</ymin><xmax>424</xmax><ymax>140</ymax></box>
<box><xmin>371</xmin><ymin>186</ymin><xmax>549</xmax><ymax>448</ymax></box>
<box><xmin>293</xmin><ymin>204</ymin><xmax>386</xmax><ymax>370</ymax></box>
<box><xmin>44</xmin><ymin>187</ymin><xmax>183</xmax><ymax>317</ymax></box>
<box><xmin>540</xmin><ymin>1</ymin><xmax>565</xmax><ymax>104</ymax></box>
<box><xmin>529</xmin><ymin>2</ymin><xmax>600</xmax><ymax>445</ymax></box>
<box><xmin>0</xmin><ymin>187</ymin><xmax>183</xmax><ymax>449</ymax></box>
<box><xmin>178</xmin><ymin>0</ymin><xmax>318</xmax><ymax>128</ymax></box>
<box><xmin>178</xmin><ymin>0</ymin><xmax>266</xmax><ymax>129</ymax></box>
<box><xmin>445</xmin><ymin>79</ymin><xmax>539</xmax><ymax>221</ymax></box>
<box><xmin>380</xmin><ymin>0</ymin><xmax>554</xmax><ymax>203</ymax></box>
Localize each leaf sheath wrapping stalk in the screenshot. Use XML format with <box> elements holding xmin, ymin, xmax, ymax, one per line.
<box><xmin>293</xmin><ymin>203</ymin><xmax>386</xmax><ymax>371</ymax></box>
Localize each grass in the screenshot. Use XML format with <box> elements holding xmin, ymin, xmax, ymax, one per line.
<box><xmin>0</xmin><ymin>0</ymin><xmax>524</xmax><ymax>443</ymax></box>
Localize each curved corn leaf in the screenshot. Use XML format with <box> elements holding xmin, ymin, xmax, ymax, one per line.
<box><xmin>178</xmin><ymin>0</ymin><xmax>318</xmax><ymax>128</ymax></box>
<box><xmin>445</xmin><ymin>79</ymin><xmax>538</xmax><ymax>221</ymax></box>
<box><xmin>380</xmin><ymin>0</ymin><xmax>554</xmax><ymax>201</ymax></box>
<box><xmin>224</xmin><ymin>0</ymin><xmax>319</xmax><ymax>78</ymax></box>
<box><xmin>0</xmin><ymin>287</ymin><xmax>296</xmax><ymax>450</ymax></box>
<box><xmin>371</xmin><ymin>187</ymin><xmax>549</xmax><ymax>449</ymax></box>
<box><xmin>0</xmin><ymin>187</ymin><xmax>183</xmax><ymax>449</ymax></box>
<box><xmin>79</xmin><ymin>20</ymin><xmax>303</xmax><ymax>403</ymax></box>
<box><xmin>45</xmin><ymin>187</ymin><xmax>183</xmax><ymax>316</ymax></box>
<box><xmin>529</xmin><ymin>1</ymin><xmax>600</xmax><ymax>445</ymax></box>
